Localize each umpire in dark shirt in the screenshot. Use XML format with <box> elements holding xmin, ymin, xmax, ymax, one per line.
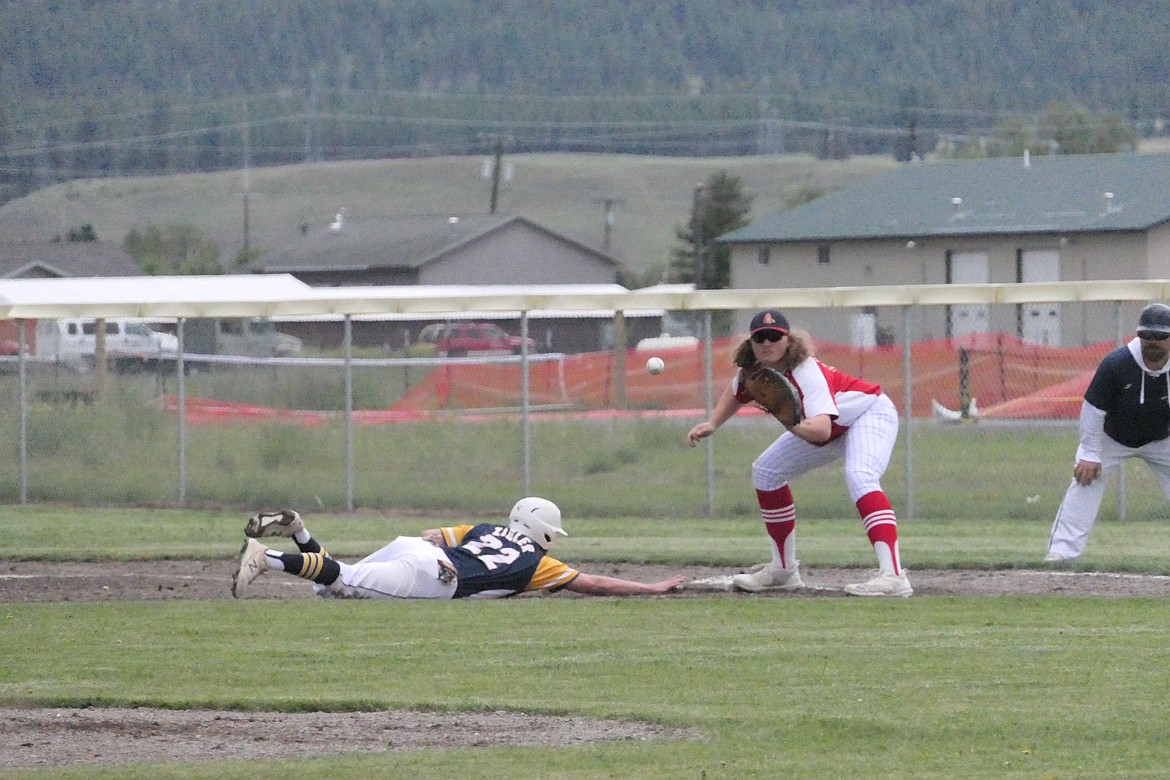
<box><xmin>1046</xmin><ymin>303</ymin><xmax>1170</xmax><ymax>560</ymax></box>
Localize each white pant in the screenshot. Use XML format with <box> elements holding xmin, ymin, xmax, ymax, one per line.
<box><xmin>1048</xmin><ymin>435</ymin><xmax>1170</xmax><ymax>559</ymax></box>
<box><xmin>751</xmin><ymin>393</ymin><xmax>899</xmax><ymax>500</ymax></box>
<box><xmin>315</xmin><ymin>536</ymin><xmax>458</xmax><ymax>600</ymax></box>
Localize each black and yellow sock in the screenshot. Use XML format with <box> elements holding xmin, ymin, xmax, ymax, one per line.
<box><xmin>294</xmin><ymin>537</ymin><xmax>324</xmax><ymax>555</ymax></box>
<box><xmin>276</xmin><ymin>552</ymin><xmax>341</xmax><ymax>586</ymax></box>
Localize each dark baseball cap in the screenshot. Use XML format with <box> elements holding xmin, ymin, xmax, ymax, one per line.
<box><xmin>1137</xmin><ymin>303</ymin><xmax>1170</xmax><ymax>335</ymax></box>
<box><xmin>750</xmin><ymin>309</ymin><xmax>789</xmax><ymax>334</ymax></box>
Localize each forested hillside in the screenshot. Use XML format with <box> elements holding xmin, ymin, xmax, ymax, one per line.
<box><xmin>1</xmin><ymin>0</ymin><xmax>1168</xmax><ymax>203</ymax></box>
<box><xmin>6</xmin><ymin>1</ymin><xmax>1168</xmax><ymax>114</ymax></box>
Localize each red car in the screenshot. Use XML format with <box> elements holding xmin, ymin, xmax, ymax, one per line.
<box><xmin>0</xmin><ymin>339</ymin><xmax>20</xmax><ymax>356</ymax></box>
<box><xmin>417</xmin><ymin>322</ymin><xmax>537</xmax><ymax>357</ymax></box>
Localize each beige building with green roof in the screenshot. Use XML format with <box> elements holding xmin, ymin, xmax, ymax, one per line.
<box><xmin>720</xmin><ymin>152</ymin><xmax>1170</xmax><ymax>347</ymax></box>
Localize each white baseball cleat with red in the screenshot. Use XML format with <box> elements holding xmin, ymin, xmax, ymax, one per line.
<box><xmin>844</xmin><ymin>570</ymin><xmax>913</xmax><ymax>597</ymax></box>
<box><xmin>731</xmin><ymin>561</ymin><xmax>805</xmax><ymax>592</ymax></box>
<box><xmin>232</xmin><ymin>538</ymin><xmax>269</xmax><ymax>598</ymax></box>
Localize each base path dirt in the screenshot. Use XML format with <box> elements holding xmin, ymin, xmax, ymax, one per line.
<box><xmin>1</xmin><ymin>706</ymin><xmax>698</xmax><ymax>769</ymax></box>
<box><xmin>2</xmin><ymin>559</ymin><xmax>1168</xmax><ymax>603</ymax></box>
<box><xmin>2</xmin><ymin>559</ymin><xmax>1167</xmax><ymax>769</ymax></box>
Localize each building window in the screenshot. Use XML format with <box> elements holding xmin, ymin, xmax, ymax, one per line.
<box><xmin>817</xmin><ymin>245</ymin><xmax>831</xmax><ymax>265</ymax></box>
<box><xmin>757</xmin><ymin>246</ymin><xmax>770</xmax><ymax>266</ymax></box>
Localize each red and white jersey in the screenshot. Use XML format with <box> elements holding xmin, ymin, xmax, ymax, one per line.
<box><xmin>735</xmin><ymin>357</ymin><xmax>882</xmax><ymax>441</ymax></box>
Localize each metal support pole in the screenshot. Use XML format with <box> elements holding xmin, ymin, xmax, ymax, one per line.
<box><xmin>18</xmin><ymin>319</ymin><xmax>28</xmax><ymax>504</ymax></box>
<box><xmin>1115</xmin><ymin>301</ymin><xmax>1126</xmax><ymax>521</ymax></box>
<box><xmin>521</xmin><ymin>313</ymin><xmax>532</xmax><ymax>495</ymax></box>
<box><xmin>702</xmin><ymin>310</ymin><xmax>716</xmax><ymax>517</ymax></box>
<box><xmin>177</xmin><ymin>318</ymin><xmax>187</xmax><ymax>505</ymax></box>
<box><xmin>902</xmin><ymin>306</ymin><xmax>914</xmax><ymax>521</ymax></box>
<box><xmin>344</xmin><ymin>315</ymin><xmax>354</xmax><ymax>511</ymax></box>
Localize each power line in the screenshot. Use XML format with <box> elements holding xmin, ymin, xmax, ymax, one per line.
<box><xmin>2</xmin><ymin>85</ymin><xmax>1074</xmax><ymax>142</ymax></box>
<box><xmin>0</xmin><ymin>99</ymin><xmax>1140</xmax><ymax>181</ymax></box>
<box><xmin>0</xmin><ymin>112</ymin><xmax>987</xmax><ymax>159</ymax></box>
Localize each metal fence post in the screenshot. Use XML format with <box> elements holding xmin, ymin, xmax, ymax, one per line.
<box><xmin>521</xmin><ymin>312</ymin><xmax>532</xmax><ymax>495</ymax></box>
<box><xmin>344</xmin><ymin>315</ymin><xmax>354</xmax><ymax>511</ymax></box>
<box><xmin>703</xmin><ymin>310</ymin><xmax>715</xmax><ymax>518</ymax></box>
<box><xmin>18</xmin><ymin>319</ymin><xmax>28</xmax><ymax>504</ymax></box>
<box><xmin>1115</xmin><ymin>301</ymin><xmax>1126</xmax><ymax>521</ymax></box>
<box><xmin>902</xmin><ymin>305</ymin><xmax>914</xmax><ymax>521</ymax></box>
<box><xmin>177</xmin><ymin>318</ymin><xmax>187</xmax><ymax>505</ymax></box>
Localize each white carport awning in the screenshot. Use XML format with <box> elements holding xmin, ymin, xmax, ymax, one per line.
<box><xmin>0</xmin><ymin>278</ymin><xmax>679</xmax><ymax>321</ymax></box>
<box><xmin>6</xmin><ymin>276</ymin><xmax>1170</xmax><ymax>321</ymax></box>
<box><xmin>269</xmin><ymin>284</ymin><xmax>666</xmax><ymax>321</ymax></box>
<box><xmin>0</xmin><ymin>275</ymin><xmax>317</xmax><ymax>320</ymax></box>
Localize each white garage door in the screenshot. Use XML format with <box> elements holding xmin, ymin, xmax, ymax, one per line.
<box><xmin>1020</xmin><ymin>249</ymin><xmax>1061</xmax><ymax>346</ymax></box>
<box><xmin>948</xmin><ymin>252</ymin><xmax>990</xmax><ymax>339</ymax></box>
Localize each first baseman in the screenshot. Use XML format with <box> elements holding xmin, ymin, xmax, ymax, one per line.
<box><xmin>685</xmin><ymin>308</ymin><xmax>911</xmax><ymax>597</ymax></box>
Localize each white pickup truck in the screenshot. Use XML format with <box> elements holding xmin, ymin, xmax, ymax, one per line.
<box><xmin>35</xmin><ymin>318</ymin><xmax>179</xmax><ymax>372</ymax></box>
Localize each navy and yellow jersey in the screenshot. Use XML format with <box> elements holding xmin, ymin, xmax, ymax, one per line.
<box><xmin>439</xmin><ymin>523</ymin><xmax>579</xmax><ymax>599</ymax></box>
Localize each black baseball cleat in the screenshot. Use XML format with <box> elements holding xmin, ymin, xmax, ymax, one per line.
<box><xmin>244</xmin><ymin>509</ymin><xmax>305</xmax><ymax>539</ymax></box>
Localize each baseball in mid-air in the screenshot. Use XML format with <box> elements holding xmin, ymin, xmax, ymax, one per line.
<box><xmin>646</xmin><ymin>356</ymin><xmax>665</xmax><ymax>375</ymax></box>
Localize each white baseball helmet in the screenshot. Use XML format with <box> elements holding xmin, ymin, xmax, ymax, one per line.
<box><xmin>508</xmin><ymin>496</ymin><xmax>568</xmax><ymax>550</ymax></box>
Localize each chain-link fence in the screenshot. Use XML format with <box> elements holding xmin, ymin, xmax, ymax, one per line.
<box><xmin>0</xmin><ymin>299</ymin><xmax>1163</xmax><ymax>522</ymax></box>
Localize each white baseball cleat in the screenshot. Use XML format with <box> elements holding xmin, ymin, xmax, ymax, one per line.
<box><xmin>731</xmin><ymin>561</ymin><xmax>805</xmax><ymax>592</ymax></box>
<box><xmin>844</xmin><ymin>570</ymin><xmax>913</xmax><ymax>598</ymax></box>
<box><xmin>232</xmin><ymin>538</ymin><xmax>269</xmax><ymax>599</ymax></box>
<box><xmin>244</xmin><ymin>509</ymin><xmax>304</xmax><ymax>539</ymax></box>
<box><xmin>1043</xmin><ymin>551</ymin><xmax>1072</xmax><ymax>562</ymax></box>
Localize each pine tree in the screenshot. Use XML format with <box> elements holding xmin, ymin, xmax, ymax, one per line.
<box><xmin>670</xmin><ymin>170</ymin><xmax>753</xmax><ymax>290</ymax></box>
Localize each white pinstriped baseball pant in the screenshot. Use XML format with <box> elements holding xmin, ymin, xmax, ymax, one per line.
<box><xmin>751</xmin><ymin>393</ymin><xmax>899</xmax><ymax>500</ymax></box>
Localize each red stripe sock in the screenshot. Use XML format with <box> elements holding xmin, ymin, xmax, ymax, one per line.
<box><xmin>757</xmin><ymin>486</ymin><xmax>796</xmax><ymax>568</ymax></box>
<box><xmin>856</xmin><ymin>490</ymin><xmax>901</xmax><ymax>574</ymax></box>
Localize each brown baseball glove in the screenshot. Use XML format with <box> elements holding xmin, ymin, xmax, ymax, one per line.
<box><xmin>745</xmin><ymin>366</ymin><xmax>803</xmax><ymax>427</ymax></box>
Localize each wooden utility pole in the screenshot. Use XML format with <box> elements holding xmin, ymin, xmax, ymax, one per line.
<box><xmin>93</xmin><ymin>318</ymin><xmax>107</xmax><ymax>399</ymax></box>
<box><xmin>241</xmin><ymin>118</ymin><xmax>251</xmax><ymax>252</ymax></box>
<box><xmin>592</xmin><ymin>197</ymin><xmax>626</xmax><ymax>252</ymax></box>
<box><xmin>489</xmin><ymin>135</ymin><xmax>506</xmax><ymax>214</ymax></box>
<box><xmin>691</xmin><ymin>184</ymin><xmax>705</xmax><ymax>287</ymax></box>
<box><xmin>612</xmin><ymin>311</ymin><xmax>627</xmax><ymax>408</ymax></box>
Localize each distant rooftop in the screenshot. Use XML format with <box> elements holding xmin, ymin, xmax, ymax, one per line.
<box><xmin>720</xmin><ymin>152</ymin><xmax>1170</xmax><ymax>244</ymax></box>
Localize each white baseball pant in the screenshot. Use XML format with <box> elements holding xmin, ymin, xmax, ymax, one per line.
<box><xmin>314</xmin><ymin>536</ymin><xmax>458</xmax><ymax>600</ymax></box>
<box><xmin>1048</xmin><ymin>434</ymin><xmax>1170</xmax><ymax>559</ymax></box>
<box><xmin>751</xmin><ymin>394</ymin><xmax>899</xmax><ymax>498</ymax></box>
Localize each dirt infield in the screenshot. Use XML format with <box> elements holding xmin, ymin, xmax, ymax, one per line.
<box><xmin>3</xmin><ymin>559</ymin><xmax>1169</xmax><ymax>603</ymax></box>
<box><xmin>4</xmin><ymin>559</ymin><xmax>1168</xmax><ymax>769</ymax></box>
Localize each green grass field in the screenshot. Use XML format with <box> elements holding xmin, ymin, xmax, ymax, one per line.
<box><xmin>4</xmin><ymin>393</ymin><xmax>1170</xmax><ymax>526</ymax></box>
<box><xmin>3</xmin><ymin>507</ymin><xmax>1170</xmax><ymax>779</ymax></box>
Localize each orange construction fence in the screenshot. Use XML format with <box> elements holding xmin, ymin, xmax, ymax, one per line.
<box><xmin>390</xmin><ymin>334</ymin><xmax>1113</xmax><ymax>419</ymax></box>
<box><xmin>156</xmin><ymin>333</ymin><xmax>1113</xmax><ymax>424</ymax></box>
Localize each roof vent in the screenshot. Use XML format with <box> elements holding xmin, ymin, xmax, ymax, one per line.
<box><xmin>1104</xmin><ymin>192</ymin><xmax>1116</xmax><ymax>213</ymax></box>
<box><xmin>329</xmin><ymin>208</ymin><xmax>345</xmax><ymax>234</ymax></box>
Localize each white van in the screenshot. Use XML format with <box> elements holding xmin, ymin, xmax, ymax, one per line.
<box><xmin>35</xmin><ymin>318</ymin><xmax>178</xmax><ymax>371</ymax></box>
<box><xmin>183</xmin><ymin>318</ymin><xmax>302</xmax><ymax>357</ymax></box>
